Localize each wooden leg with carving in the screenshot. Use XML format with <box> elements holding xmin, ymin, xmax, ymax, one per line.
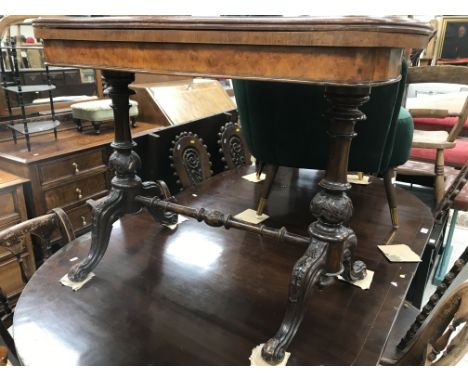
<box><xmin>341</xmin><ymin>231</ymin><xmax>366</xmax><ymax>282</ymax></box>
<box><xmin>68</xmin><ymin>190</ymin><xmax>124</xmax><ymax>281</ymax></box>
<box><xmin>68</xmin><ymin>71</ymin><xmax>142</xmax><ymax>281</ymax></box>
<box><xmin>261</xmin><ymin>238</ymin><xmax>328</xmax><ymax>364</ymax></box>
<box><xmin>261</xmin><ymin>86</ymin><xmax>370</xmax><ymax>364</ymax></box>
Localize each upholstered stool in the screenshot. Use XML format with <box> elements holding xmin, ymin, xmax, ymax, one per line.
<box><xmin>71</xmin><ymin>99</ymin><xmax>139</xmax><ymax>134</ymax></box>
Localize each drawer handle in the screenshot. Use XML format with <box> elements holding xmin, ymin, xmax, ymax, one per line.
<box><xmin>72</xmin><ymin>162</ymin><xmax>80</xmax><ymax>174</ymax></box>
<box><xmin>81</xmin><ymin>216</ymin><xmax>87</xmax><ymax>226</ymax></box>
<box><xmin>75</xmin><ymin>188</ymin><xmax>83</xmax><ymax>200</ymax></box>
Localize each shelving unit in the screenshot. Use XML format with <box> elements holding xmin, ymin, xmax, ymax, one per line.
<box><xmin>1</xmin><ymin>40</ymin><xmax>59</xmax><ymax>151</ymax></box>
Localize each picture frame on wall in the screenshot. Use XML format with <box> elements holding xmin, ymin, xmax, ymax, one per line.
<box><xmin>437</xmin><ymin>16</ymin><xmax>468</xmax><ymax>63</ymax></box>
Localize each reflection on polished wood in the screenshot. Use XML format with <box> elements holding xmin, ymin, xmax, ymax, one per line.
<box><xmin>13</xmin><ymin>167</ymin><xmax>433</xmax><ymax>365</ymax></box>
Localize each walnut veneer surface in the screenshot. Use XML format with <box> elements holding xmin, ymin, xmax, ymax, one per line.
<box><xmin>33</xmin><ymin>16</ymin><xmax>432</xmax><ymax>85</ymax></box>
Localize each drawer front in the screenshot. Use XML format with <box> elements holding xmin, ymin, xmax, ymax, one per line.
<box><xmin>39</xmin><ymin>149</ymin><xmax>107</xmax><ymax>184</ymax></box>
<box><xmin>0</xmin><ymin>253</ymin><xmax>33</xmax><ymax>298</ymax></box>
<box><xmin>0</xmin><ymin>191</ymin><xmax>16</xmax><ymax>218</ymax></box>
<box><xmin>44</xmin><ymin>173</ymin><xmax>107</xmax><ymax>210</ymax></box>
<box><xmin>67</xmin><ymin>203</ymin><xmax>93</xmax><ymax>233</ymax></box>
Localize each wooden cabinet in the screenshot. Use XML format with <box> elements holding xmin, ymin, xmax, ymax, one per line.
<box><xmin>0</xmin><ymin>145</ymin><xmax>111</xmax><ymax>238</ymax></box>
<box><xmin>0</xmin><ymin>170</ymin><xmax>34</xmax><ymax>301</ymax></box>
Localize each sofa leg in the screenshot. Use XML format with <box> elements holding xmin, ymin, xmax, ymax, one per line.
<box><xmin>255</xmin><ymin>160</ymin><xmax>265</xmax><ymax>180</ymax></box>
<box><xmin>257</xmin><ymin>164</ymin><xmax>279</xmax><ymax>216</ymax></box>
<box><xmin>383</xmin><ymin>168</ymin><xmax>398</xmax><ymax>228</ymax></box>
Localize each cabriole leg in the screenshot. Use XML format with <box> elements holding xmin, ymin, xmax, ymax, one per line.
<box><xmin>68</xmin><ymin>71</ymin><xmax>141</xmax><ymax>281</ymax></box>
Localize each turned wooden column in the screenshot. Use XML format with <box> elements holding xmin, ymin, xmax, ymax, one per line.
<box><xmin>68</xmin><ymin>71</ymin><xmax>142</xmax><ymax>281</ymax></box>
<box><xmin>311</xmin><ymin>86</ymin><xmax>371</xmax><ymax>279</ymax></box>
<box><xmin>261</xmin><ymin>86</ymin><xmax>370</xmax><ymax>365</ymax></box>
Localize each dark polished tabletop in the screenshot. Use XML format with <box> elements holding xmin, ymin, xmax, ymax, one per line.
<box><xmin>13</xmin><ymin>166</ymin><xmax>433</xmax><ymax>365</ymax></box>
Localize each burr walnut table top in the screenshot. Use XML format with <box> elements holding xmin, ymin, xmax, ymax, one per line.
<box><xmin>33</xmin><ymin>16</ymin><xmax>433</xmax><ymax>85</ymax></box>
<box><xmin>13</xmin><ymin>167</ymin><xmax>433</xmax><ymax>365</ymax></box>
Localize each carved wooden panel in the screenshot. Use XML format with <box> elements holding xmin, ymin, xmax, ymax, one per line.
<box><xmin>170</xmin><ymin>132</ymin><xmax>213</xmax><ymax>190</ymax></box>
<box><xmin>218</xmin><ymin>121</ymin><xmax>252</xmax><ymax>170</ymax></box>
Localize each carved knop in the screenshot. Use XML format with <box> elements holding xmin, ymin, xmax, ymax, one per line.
<box><xmin>310</xmin><ymin>190</ymin><xmax>353</xmax><ymax>225</ymax></box>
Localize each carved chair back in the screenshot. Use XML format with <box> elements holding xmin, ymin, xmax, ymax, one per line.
<box><xmin>0</xmin><ymin>207</ymin><xmax>75</xmax><ymax>365</ymax></box>
<box><xmin>218</xmin><ymin>121</ymin><xmax>252</xmax><ymax>170</ymax></box>
<box><xmin>169</xmin><ymin>131</ymin><xmax>213</xmax><ymax>190</ymax></box>
<box><xmin>395</xmin><ymin>246</ymin><xmax>468</xmax><ymax>365</ymax></box>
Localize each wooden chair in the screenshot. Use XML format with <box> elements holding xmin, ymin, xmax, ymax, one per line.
<box><xmin>217</xmin><ymin>120</ymin><xmax>252</xmax><ymax>170</ymax></box>
<box><xmin>381</xmin><ymin>245</ymin><xmax>468</xmax><ymax>365</ymax></box>
<box><xmin>397</xmin><ymin>65</ymin><xmax>468</xmax><ymax>205</ymax></box>
<box><xmin>169</xmin><ymin>131</ymin><xmax>213</xmax><ymax>191</ymax></box>
<box><xmin>406</xmin><ymin>163</ymin><xmax>468</xmax><ymax>308</ymax></box>
<box><xmin>0</xmin><ymin>208</ymin><xmax>75</xmax><ymax>366</ymax></box>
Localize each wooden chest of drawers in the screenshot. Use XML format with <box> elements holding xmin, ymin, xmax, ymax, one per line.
<box><xmin>0</xmin><ymin>145</ymin><xmax>111</xmax><ymax>238</ymax></box>
<box><xmin>0</xmin><ymin>170</ymin><xmax>34</xmax><ymax>301</ymax></box>
<box><xmin>37</xmin><ymin>149</ymin><xmax>110</xmax><ymax>234</ymax></box>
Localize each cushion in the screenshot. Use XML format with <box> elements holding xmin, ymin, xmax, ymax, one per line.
<box><xmin>413</xmin><ymin>117</ymin><xmax>468</xmax><ymax>132</ymax></box>
<box><xmin>406</xmin><ymin>92</ymin><xmax>467</xmax><ymax>117</ymax></box>
<box><xmin>410</xmin><ymin>138</ymin><xmax>468</xmax><ymax>168</ymax></box>
<box><xmin>413</xmin><ymin>130</ymin><xmax>450</xmax><ymax>146</ymax></box>
<box><xmin>71</xmin><ymin>99</ymin><xmax>139</xmax><ymax>122</ymax></box>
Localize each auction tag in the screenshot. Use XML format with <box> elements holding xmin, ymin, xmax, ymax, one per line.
<box><xmin>378</xmin><ymin>244</ymin><xmax>422</xmax><ymax>262</ymax></box>
<box><xmin>234</xmin><ymin>208</ymin><xmax>269</xmax><ymax>224</ymax></box>
<box><xmin>242</xmin><ymin>173</ymin><xmax>266</xmax><ymax>183</ymax></box>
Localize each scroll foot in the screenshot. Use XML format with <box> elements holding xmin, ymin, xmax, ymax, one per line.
<box><xmin>341</xmin><ymin>232</ymin><xmax>367</xmax><ymax>282</ymax></box>
<box><xmin>68</xmin><ymin>189</ymin><xmax>125</xmax><ymax>281</ymax></box>
<box><xmin>261</xmin><ymin>238</ymin><xmax>328</xmax><ymax>364</ymax></box>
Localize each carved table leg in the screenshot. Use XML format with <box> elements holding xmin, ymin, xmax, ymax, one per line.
<box><xmin>68</xmin><ymin>71</ymin><xmax>141</xmax><ymax>282</ymax></box>
<box><xmin>261</xmin><ymin>86</ymin><xmax>370</xmax><ymax>364</ymax></box>
<box><xmin>262</xmin><ymin>238</ymin><xmax>328</xmax><ymax>364</ymax></box>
